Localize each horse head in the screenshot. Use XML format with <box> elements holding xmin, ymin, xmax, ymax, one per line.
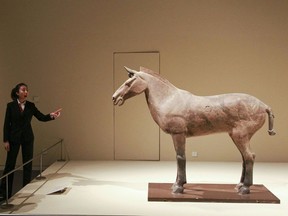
<box><xmin>112</xmin><ymin>66</ymin><xmax>148</xmax><ymax>106</ymax></box>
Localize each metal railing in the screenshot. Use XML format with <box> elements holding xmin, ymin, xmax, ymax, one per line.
<box><xmin>0</xmin><ymin>138</ymin><xmax>67</xmax><ymax>208</ymax></box>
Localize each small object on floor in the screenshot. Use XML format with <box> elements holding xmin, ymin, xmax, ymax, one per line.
<box><xmin>47</xmin><ymin>186</ymin><xmax>69</xmax><ymax>195</ymax></box>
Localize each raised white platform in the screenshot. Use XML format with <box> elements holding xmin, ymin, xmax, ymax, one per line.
<box><xmin>1</xmin><ymin>161</ymin><xmax>287</xmax><ymax>215</ymax></box>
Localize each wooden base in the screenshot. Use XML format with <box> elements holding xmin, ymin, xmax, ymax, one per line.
<box><xmin>148</xmin><ymin>183</ymin><xmax>280</xmax><ymax>204</ymax></box>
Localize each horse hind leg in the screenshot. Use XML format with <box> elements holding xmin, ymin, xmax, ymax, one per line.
<box><xmin>235</xmin><ymin>154</ymin><xmax>245</xmax><ymax>190</ymax></box>
<box><xmin>229</xmin><ymin>131</ymin><xmax>255</xmax><ymax>195</ymax></box>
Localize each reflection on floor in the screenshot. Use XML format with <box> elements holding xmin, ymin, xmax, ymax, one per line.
<box><xmin>1</xmin><ymin>161</ymin><xmax>287</xmax><ymax>215</ymax></box>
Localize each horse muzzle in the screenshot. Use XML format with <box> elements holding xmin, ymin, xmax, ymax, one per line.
<box><xmin>112</xmin><ymin>95</ymin><xmax>124</xmax><ymax>106</ymax></box>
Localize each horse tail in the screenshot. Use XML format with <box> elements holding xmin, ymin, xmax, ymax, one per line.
<box><xmin>266</xmin><ymin>107</ymin><xmax>276</xmax><ymax>136</ymax></box>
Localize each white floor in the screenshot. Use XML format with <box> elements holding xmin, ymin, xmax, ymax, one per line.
<box><xmin>1</xmin><ymin>160</ymin><xmax>287</xmax><ymax>215</ymax></box>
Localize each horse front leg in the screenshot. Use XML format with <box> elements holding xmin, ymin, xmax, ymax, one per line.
<box><xmin>171</xmin><ymin>134</ymin><xmax>186</xmax><ymax>193</ymax></box>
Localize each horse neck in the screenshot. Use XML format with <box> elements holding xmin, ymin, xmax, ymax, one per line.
<box><xmin>141</xmin><ymin>73</ymin><xmax>178</xmax><ymax>109</ymax></box>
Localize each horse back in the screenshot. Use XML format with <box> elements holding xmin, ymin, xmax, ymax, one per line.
<box><xmin>159</xmin><ymin>92</ymin><xmax>268</xmax><ymax>137</ymax></box>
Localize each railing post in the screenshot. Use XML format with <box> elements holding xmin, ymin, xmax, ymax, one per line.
<box><xmin>58</xmin><ymin>139</ymin><xmax>65</xmax><ymax>162</ymax></box>
<box><xmin>0</xmin><ymin>176</ymin><xmax>14</xmax><ymax>209</ymax></box>
<box><xmin>5</xmin><ymin>175</ymin><xmax>8</xmax><ymax>200</ymax></box>
<box><xmin>36</xmin><ymin>153</ymin><xmax>46</xmax><ymax>180</ymax></box>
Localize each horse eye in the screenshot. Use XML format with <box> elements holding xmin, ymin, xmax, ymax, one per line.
<box><xmin>128</xmin><ymin>73</ymin><xmax>134</xmax><ymax>78</ymax></box>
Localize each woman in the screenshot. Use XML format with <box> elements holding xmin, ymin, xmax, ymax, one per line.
<box><xmin>0</xmin><ymin>83</ymin><xmax>61</xmax><ymax>200</ymax></box>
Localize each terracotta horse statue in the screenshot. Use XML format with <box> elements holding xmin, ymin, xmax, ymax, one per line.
<box><xmin>112</xmin><ymin>66</ymin><xmax>276</xmax><ymax>195</ymax></box>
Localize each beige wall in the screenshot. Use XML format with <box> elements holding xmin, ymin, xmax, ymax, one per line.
<box><xmin>1</xmin><ymin>0</ymin><xmax>287</xmax><ymax>166</ymax></box>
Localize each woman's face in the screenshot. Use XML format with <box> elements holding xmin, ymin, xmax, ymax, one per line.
<box><xmin>17</xmin><ymin>85</ymin><xmax>28</xmax><ymax>101</ymax></box>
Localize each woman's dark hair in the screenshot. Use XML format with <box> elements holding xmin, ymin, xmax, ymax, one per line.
<box><xmin>11</xmin><ymin>83</ymin><xmax>28</xmax><ymax>100</ymax></box>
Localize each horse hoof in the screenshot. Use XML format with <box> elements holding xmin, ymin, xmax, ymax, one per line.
<box><xmin>172</xmin><ymin>185</ymin><xmax>184</xmax><ymax>194</ymax></box>
<box><xmin>268</xmin><ymin>130</ymin><xmax>276</xmax><ymax>136</ymax></box>
<box><xmin>238</xmin><ymin>186</ymin><xmax>250</xmax><ymax>195</ymax></box>
<box><xmin>235</xmin><ymin>183</ymin><xmax>243</xmax><ymax>191</ymax></box>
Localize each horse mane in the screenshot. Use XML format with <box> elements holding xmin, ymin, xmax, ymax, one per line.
<box><xmin>139</xmin><ymin>66</ymin><xmax>174</xmax><ymax>86</ymax></box>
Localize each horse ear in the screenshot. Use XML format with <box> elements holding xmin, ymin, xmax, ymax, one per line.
<box><xmin>124</xmin><ymin>66</ymin><xmax>137</xmax><ymax>74</ymax></box>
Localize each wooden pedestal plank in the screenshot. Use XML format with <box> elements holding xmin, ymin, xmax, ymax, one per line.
<box><xmin>148</xmin><ymin>183</ymin><xmax>280</xmax><ymax>204</ymax></box>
